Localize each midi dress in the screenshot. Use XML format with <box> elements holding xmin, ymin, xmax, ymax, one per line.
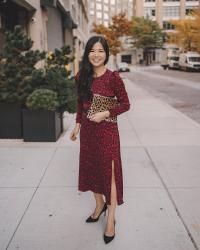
<box><xmin>75</xmin><ymin>68</ymin><xmax>130</xmax><ymax>205</ymax></box>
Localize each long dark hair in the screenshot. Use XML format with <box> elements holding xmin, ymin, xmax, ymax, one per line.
<box><xmin>76</xmin><ymin>36</ymin><xmax>109</xmax><ymax>101</ymax></box>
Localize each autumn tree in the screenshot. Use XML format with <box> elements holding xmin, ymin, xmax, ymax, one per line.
<box><xmin>92</xmin><ymin>12</ymin><xmax>132</xmax><ymax>65</ymax></box>
<box><xmin>167</xmin><ymin>9</ymin><xmax>200</xmax><ymax>53</ymax></box>
<box><xmin>192</xmin><ymin>10</ymin><xmax>200</xmax><ymax>53</ymax></box>
<box><xmin>168</xmin><ymin>19</ymin><xmax>196</xmax><ymax>52</ymax></box>
<box><xmin>131</xmin><ymin>17</ymin><xmax>164</xmax><ymax>65</ymax></box>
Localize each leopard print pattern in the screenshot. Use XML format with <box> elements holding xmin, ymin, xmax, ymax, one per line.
<box><xmin>87</xmin><ymin>94</ymin><xmax>119</xmax><ymax>123</ymax></box>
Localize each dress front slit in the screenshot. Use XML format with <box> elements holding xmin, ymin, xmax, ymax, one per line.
<box><xmin>109</xmin><ymin>159</ymin><xmax>118</xmax><ymax>206</ymax></box>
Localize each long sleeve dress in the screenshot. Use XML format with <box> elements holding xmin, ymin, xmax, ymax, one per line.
<box><xmin>75</xmin><ymin>68</ymin><xmax>130</xmax><ymax>205</ymax></box>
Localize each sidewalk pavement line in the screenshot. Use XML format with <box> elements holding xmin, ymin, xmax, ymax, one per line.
<box><xmin>6</xmin><ymin>148</ymin><xmax>58</xmax><ymax>250</ymax></box>
<box><xmin>125</xmin><ymin>80</ymin><xmax>199</xmax><ymax>250</ymax></box>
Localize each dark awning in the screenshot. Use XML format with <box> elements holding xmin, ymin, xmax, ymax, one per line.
<box><xmin>56</xmin><ymin>1</ymin><xmax>77</xmax><ymax>29</ymax></box>
<box><xmin>40</xmin><ymin>0</ymin><xmax>66</xmax><ymax>9</ymax></box>
<box><xmin>63</xmin><ymin>11</ymin><xmax>77</xmax><ymax>29</ymax></box>
<box><xmin>40</xmin><ymin>0</ymin><xmax>55</xmax><ymax>8</ymax></box>
<box><xmin>40</xmin><ymin>0</ymin><xmax>77</xmax><ymax>29</ymax></box>
<box><xmin>11</xmin><ymin>0</ymin><xmax>36</xmax><ymax>11</ymax></box>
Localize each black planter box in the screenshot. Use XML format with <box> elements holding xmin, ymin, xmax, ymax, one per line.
<box><xmin>22</xmin><ymin>109</ymin><xmax>61</xmax><ymax>142</ymax></box>
<box><xmin>0</xmin><ymin>103</ymin><xmax>23</xmax><ymax>139</ymax></box>
<box><xmin>60</xmin><ymin>111</ymin><xmax>64</xmax><ymax>133</ymax></box>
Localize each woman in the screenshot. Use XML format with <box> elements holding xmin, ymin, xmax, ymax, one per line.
<box><xmin>70</xmin><ymin>36</ymin><xmax>130</xmax><ymax>244</ymax></box>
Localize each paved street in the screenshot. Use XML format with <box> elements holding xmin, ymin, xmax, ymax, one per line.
<box><xmin>126</xmin><ymin>66</ymin><xmax>200</xmax><ymax>124</ymax></box>
<box><xmin>0</xmin><ymin>74</ymin><xmax>200</xmax><ymax>250</ymax></box>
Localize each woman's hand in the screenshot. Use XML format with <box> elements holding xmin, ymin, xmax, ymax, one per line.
<box><xmin>88</xmin><ymin>111</ymin><xmax>110</xmax><ymax>123</ymax></box>
<box><xmin>70</xmin><ymin>123</ymin><xmax>81</xmax><ymax>141</ymax></box>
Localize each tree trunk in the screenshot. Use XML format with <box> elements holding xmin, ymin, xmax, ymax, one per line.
<box><xmin>145</xmin><ymin>49</ymin><xmax>150</xmax><ymax>66</ymax></box>
<box><xmin>113</xmin><ymin>55</ymin><xmax>117</xmax><ymax>69</ymax></box>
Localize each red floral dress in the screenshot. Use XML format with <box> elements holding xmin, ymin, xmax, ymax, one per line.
<box><xmin>75</xmin><ymin>68</ymin><xmax>130</xmax><ymax>205</ymax></box>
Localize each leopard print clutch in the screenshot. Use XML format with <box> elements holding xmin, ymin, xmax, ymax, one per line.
<box><xmin>87</xmin><ymin>94</ymin><xmax>119</xmax><ymax>123</ymax></box>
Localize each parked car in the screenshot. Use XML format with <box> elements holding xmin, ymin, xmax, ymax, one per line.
<box><xmin>179</xmin><ymin>52</ymin><xmax>200</xmax><ymax>72</ymax></box>
<box><xmin>117</xmin><ymin>62</ymin><xmax>130</xmax><ymax>72</ymax></box>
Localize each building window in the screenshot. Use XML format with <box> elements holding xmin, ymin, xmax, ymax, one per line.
<box><xmin>144</xmin><ymin>8</ymin><xmax>156</xmax><ymax>17</ymax></box>
<box><xmin>163</xmin><ymin>21</ymin><xmax>175</xmax><ymax>30</ymax></box>
<box><xmin>104</xmin><ymin>4</ymin><xmax>109</xmax><ymax>11</ymax></box>
<box><xmin>186</xmin><ymin>7</ymin><xmax>192</xmax><ymax>15</ymax></box>
<box><xmin>96</xmin><ymin>3</ymin><xmax>102</xmax><ymax>10</ymax></box>
<box><xmin>152</xmin><ymin>9</ymin><xmax>155</xmax><ymax>16</ymax></box>
<box><xmin>163</xmin><ymin>6</ymin><xmax>180</xmax><ymax>17</ymax></box>
<box><xmin>145</xmin><ymin>0</ymin><xmax>155</xmax><ymax>2</ymax></box>
<box><xmin>90</xmin><ymin>2</ymin><xmax>94</xmax><ymax>9</ymax></box>
<box><xmin>97</xmin><ymin>12</ymin><xmax>102</xmax><ymax>18</ymax></box>
<box><xmin>111</xmin><ymin>6</ymin><xmax>115</xmax><ymax>13</ymax></box>
<box><xmin>104</xmin><ymin>13</ymin><xmax>109</xmax><ymax>19</ymax></box>
<box><xmin>104</xmin><ymin>21</ymin><xmax>109</xmax><ymax>26</ymax></box>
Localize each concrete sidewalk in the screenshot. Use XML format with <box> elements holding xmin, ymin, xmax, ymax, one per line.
<box><xmin>0</xmin><ymin>76</ymin><xmax>200</xmax><ymax>250</ymax></box>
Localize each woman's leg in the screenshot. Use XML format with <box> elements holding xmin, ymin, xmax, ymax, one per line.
<box><xmin>105</xmin><ymin>160</ymin><xmax>117</xmax><ymax>236</ymax></box>
<box><xmin>91</xmin><ymin>192</ymin><xmax>105</xmax><ymax>219</ymax></box>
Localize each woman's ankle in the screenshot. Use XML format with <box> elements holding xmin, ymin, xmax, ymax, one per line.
<box><xmin>107</xmin><ymin>215</ymin><xmax>115</xmax><ymax>224</ymax></box>
<box><xmin>96</xmin><ymin>201</ymin><xmax>105</xmax><ymax>209</ymax></box>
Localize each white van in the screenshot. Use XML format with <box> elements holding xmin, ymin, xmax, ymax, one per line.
<box><xmin>161</xmin><ymin>48</ymin><xmax>180</xmax><ymax>70</ymax></box>
<box><xmin>179</xmin><ymin>52</ymin><xmax>200</xmax><ymax>72</ymax></box>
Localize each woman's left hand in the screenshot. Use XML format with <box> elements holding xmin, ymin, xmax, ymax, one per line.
<box><xmin>89</xmin><ymin>111</ymin><xmax>110</xmax><ymax>123</ymax></box>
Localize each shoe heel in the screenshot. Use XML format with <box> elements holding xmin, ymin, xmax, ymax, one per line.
<box><xmin>86</xmin><ymin>203</ymin><xmax>107</xmax><ymax>223</ymax></box>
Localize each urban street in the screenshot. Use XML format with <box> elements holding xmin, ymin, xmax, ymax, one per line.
<box><xmin>126</xmin><ymin>66</ymin><xmax>200</xmax><ymax>124</ymax></box>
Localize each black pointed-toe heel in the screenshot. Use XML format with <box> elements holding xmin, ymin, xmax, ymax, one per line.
<box><xmin>86</xmin><ymin>203</ymin><xmax>107</xmax><ymax>223</ymax></box>
<box><xmin>103</xmin><ymin>220</ymin><xmax>116</xmax><ymax>244</ymax></box>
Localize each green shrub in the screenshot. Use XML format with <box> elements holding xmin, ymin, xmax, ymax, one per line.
<box><xmin>0</xmin><ymin>26</ymin><xmax>46</xmax><ymax>103</ymax></box>
<box><xmin>26</xmin><ymin>89</ymin><xmax>59</xmax><ymax>111</ymax></box>
<box><xmin>0</xmin><ymin>26</ymin><xmax>76</xmax><ymax>113</ymax></box>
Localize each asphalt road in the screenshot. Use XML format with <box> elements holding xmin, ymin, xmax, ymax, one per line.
<box><xmin>124</xmin><ymin>66</ymin><xmax>200</xmax><ymax>125</ymax></box>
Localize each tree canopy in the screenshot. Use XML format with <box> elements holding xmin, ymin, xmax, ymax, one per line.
<box><xmin>131</xmin><ymin>17</ymin><xmax>164</xmax><ymax>49</ymax></box>
<box><xmin>92</xmin><ymin>12</ymin><xmax>132</xmax><ymax>56</ymax></box>
<box><xmin>168</xmin><ymin>9</ymin><xmax>200</xmax><ymax>53</ymax></box>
